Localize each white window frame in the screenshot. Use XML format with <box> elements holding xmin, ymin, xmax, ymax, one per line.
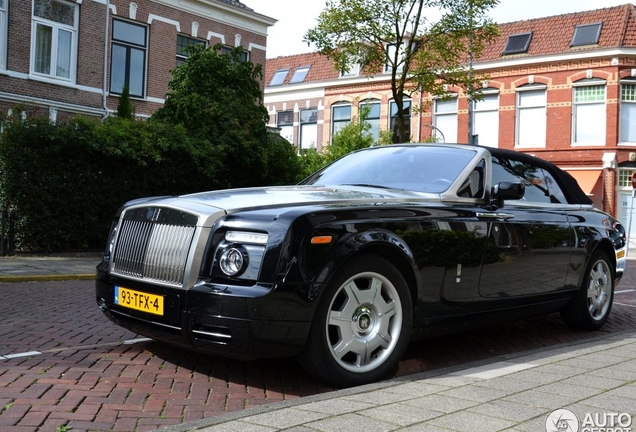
<box><xmin>619</xmin><ymin>80</ymin><xmax>636</xmax><ymax>144</ymax></box>
<box><xmin>516</xmin><ymin>85</ymin><xmax>547</xmax><ymax>148</ymax></box>
<box><xmin>572</xmin><ymin>81</ymin><xmax>606</xmax><ymax>146</ymax></box>
<box><xmin>385</xmin><ymin>42</ymin><xmax>405</xmax><ymax>74</ymax></box>
<box><xmin>433</xmin><ymin>96</ymin><xmax>457</xmax><ymax>143</ymax></box>
<box><xmin>299</xmin><ymin>108</ymin><xmax>318</xmax><ymax>151</ymax></box>
<box><xmin>340</xmin><ymin>61</ymin><xmax>360</xmax><ymax>78</ymax></box>
<box><xmin>0</xmin><ymin>0</ymin><xmax>7</xmax><ymax>71</ymax></box>
<box><xmin>30</xmin><ymin>0</ymin><xmax>79</xmax><ymax>82</ymax></box>
<box><xmin>473</xmin><ymin>91</ymin><xmax>499</xmax><ymax>147</ymax></box>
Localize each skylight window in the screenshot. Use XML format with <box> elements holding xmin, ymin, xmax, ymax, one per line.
<box><xmin>571</xmin><ymin>22</ymin><xmax>602</xmax><ymax>47</ymax></box>
<box><xmin>503</xmin><ymin>32</ymin><xmax>532</xmax><ymax>55</ymax></box>
<box><xmin>289</xmin><ymin>66</ymin><xmax>310</xmax><ymax>84</ymax></box>
<box><xmin>269</xmin><ymin>69</ymin><xmax>289</xmax><ymax>86</ymax></box>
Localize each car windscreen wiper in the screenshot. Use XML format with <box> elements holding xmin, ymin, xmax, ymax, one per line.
<box><xmin>341</xmin><ymin>183</ymin><xmax>394</xmax><ymax>190</ymax></box>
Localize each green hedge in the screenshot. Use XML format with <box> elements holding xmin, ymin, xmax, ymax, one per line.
<box><xmin>0</xmin><ymin>114</ymin><xmax>304</xmax><ymax>252</ymax></box>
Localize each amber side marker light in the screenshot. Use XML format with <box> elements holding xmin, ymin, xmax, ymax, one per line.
<box><xmin>311</xmin><ymin>236</ymin><xmax>333</xmax><ymax>244</ymax></box>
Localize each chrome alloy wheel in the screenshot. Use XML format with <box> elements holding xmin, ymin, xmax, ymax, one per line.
<box><xmin>325</xmin><ymin>271</ymin><xmax>403</xmax><ymax>373</ymax></box>
<box><xmin>586</xmin><ymin>258</ymin><xmax>612</xmax><ymax>321</ymax></box>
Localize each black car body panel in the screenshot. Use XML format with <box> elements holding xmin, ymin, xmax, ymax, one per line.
<box><xmin>96</xmin><ymin>144</ymin><xmax>625</xmax><ymax>385</ymax></box>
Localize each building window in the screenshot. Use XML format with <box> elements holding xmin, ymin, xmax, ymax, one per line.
<box><xmin>0</xmin><ymin>0</ymin><xmax>6</xmax><ymax>70</ymax></box>
<box><xmin>340</xmin><ymin>61</ymin><xmax>360</xmax><ymax>77</ymax></box>
<box><xmin>299</xmin><ymin>108</ymin><xmax>318</xmax><ymax>150</ymax></box>
<box><xmin>389</xmin><ymin>99</ymin><xmax>411</xmax><ymax>142</ymax></box>
<box><xmin>473</xmin><ymin>92</ymin><xmax>499</xmax><ymax>147</ymax></box>
<box><xmin>289</xmin><ymin>66</ymin><xmax>310</xmax><ymax>84</ymax></box>
<box><xmin>220</xmin><ymin>45</ymin><xmax>248</xmax><ymax>62</ymax></box>
<box><xmin>110</xmin><ymin>19</ymin><xmax>147</xmax><ymax>98</ymax></box>
<box><xmin>176</xmin><ymin>35</ymin><xmax>205</xmax><ymax>65</ymax></box>
<box><xmin>332</xmin><ymin>104</ymin><xmax>351</xmax><ymax>139</ymax></box>
<box><xmin>503</xmin><ymin>32</ymin><xmax>532</xmax><ymax>55</ymax></box>
<box><xmin>516</xmin><ymin>87</ymin><xmax>546</xmax><ymax>148</ymax></box>
<box><xmin>620</xmin><ymin>81</ymin><xmax>636</xmax><ymax>143</ymax></box>
<box><xmin>277</xmin><ymin>110</ymin><xmax>294</xmax><ymax>144</ymax></box>
<box><xmin>573</xmin><ymin>83</ymin><xmax>606</xmax><ymax>145</ymax></box>
<box><xmin>433</xmin><ymin>97</ymin><xmax>457</xmax><ymax>143</ymax></box>
<box><xmin>619</xmin><ymin>169</ymin><xmax>636</xmax><ymax>187</ymax></box>
<box><xmin>385</xmin><ymin>43</ymin><xmax>405</xmax><ymax>73</ymax></box>
<box><xmin>571</xmin><ymin>22</ymin><xmax>602</xmax><ymax>47</ymax></box>
<box><xmin>31</xmin><ymin>0</ymin><xmax>78</xmax><ymax>81</ymax></box>
<box><xmin>361</xmin><ymin>99</ymin><xmax>381</xmax><ymax>142</ymax></box>
<box><xmin>269</xmin><ymin>69</ymin><xmax>288</xmax><ymax>87</ymax></box>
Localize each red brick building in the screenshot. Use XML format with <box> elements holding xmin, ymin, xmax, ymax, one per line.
<box><xmin>264</xmin><ymin>4</ymin><xmax>636</xmax><ymax>227</ymax></box>
<box><xmin>0</xmin><ymin>0</ymin><xmax>275</xmax><ymax>120</ymax></box>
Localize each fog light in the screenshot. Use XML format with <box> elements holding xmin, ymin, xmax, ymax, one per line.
<box><xmin>219</xmin><ymin>247</ymin><xmax>246</xmax><ymax>276</ymax></box>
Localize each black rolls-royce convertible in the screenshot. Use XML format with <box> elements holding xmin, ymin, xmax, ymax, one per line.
<box><xmin>96</xmin><ymin>144</ymin><xmax>625</xmax><ymax>387</ymax></box>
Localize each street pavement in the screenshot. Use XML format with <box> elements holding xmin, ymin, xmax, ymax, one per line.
<box><xmin>0</xmin><ymin>253</ymin><xmax>634</xmax><ymax>431</ymax></box>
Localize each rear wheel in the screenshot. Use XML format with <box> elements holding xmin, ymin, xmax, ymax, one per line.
<box><xmin>298</xmin><ymin>255</ymin><xmax>413</xmax><ymax>388</ymax></box>
<box><xmin>560</xmin><ymin>251</ymin><xmax>614</xmax><ymax>330</ymax></box>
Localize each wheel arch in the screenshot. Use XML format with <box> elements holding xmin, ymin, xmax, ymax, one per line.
<box><xmin>357</xmin><ymin>242</ymin><xmax>419</xmax><ymax>311</ymax></box>
<box><xmin>587</xmin><ymin>238</ymin><xmax>617</xmax><ymax>276</ymax></box>
<box><xmin>312</xmin><ymin>229</ymin><xmax>421</xmax><ymax>314</ymax></box>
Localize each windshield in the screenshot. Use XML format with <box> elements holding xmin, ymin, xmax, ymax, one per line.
<box><xmin>301</xmin><ymin>145</ymin><xmax>478</xmax><ymax>193</ymax></box>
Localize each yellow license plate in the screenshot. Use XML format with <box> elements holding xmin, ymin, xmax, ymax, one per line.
<box><xmin>617</xmin><ymin>250</ymin><xmax>626</xmax><ymax>259</ymax></box>
<box><xmin>115</xmin><ymin>286</ymin><xmax>164</xmax><ymax>316</ymax></box>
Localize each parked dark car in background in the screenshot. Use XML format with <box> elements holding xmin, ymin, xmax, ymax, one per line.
<box><xmin>96</xmin><ymin>144</ymin><xmax>625</xmax><ymax>387</ymax></box>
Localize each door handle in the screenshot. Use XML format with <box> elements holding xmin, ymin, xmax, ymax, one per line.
<box><xmin>476</xmin><ymin>212</ymin><xmax>514</xmax><ymax>220</ymax></box>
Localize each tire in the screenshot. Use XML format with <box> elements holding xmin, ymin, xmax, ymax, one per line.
<box><xmin>298</xmin><ymin>254</ymin><xmax>413</xmax><ymax>388</ymax></box>
<box><xmin>560</xmin><ymin>250</ymin><xmax>614</xmax><ymax>330</ymax></box>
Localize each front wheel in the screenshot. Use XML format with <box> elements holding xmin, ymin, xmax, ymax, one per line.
<box><xmin>298</xmin><ymin>255</ymin><xmax>413</xmax><ymax>388</ymax></box>
<box><xmin>560</xmin><ymin>250</ymin><xmax>614</xmax><ymax>330</ymax></box>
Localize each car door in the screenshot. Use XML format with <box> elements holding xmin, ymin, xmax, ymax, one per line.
<box><xmin>478</xmin><ymin>155</ymin><xmax>574</xmax><ymax>298</ymax></box>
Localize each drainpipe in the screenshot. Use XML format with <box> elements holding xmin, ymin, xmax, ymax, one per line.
<box><xmin>102</xmin><ymin>0</ymin><xmax>110</xmax><ymax>120</ymax></box>
<box><xmin>418</xmin><ymin>86</ymin><xmax>423</xmax><ymax>142</ymax></box>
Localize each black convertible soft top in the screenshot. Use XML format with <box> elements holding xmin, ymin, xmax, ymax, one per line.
<box><xmin>487</xmin><ymin>146</ymin><xmax>593</xmax><ymax>205</ymax></box>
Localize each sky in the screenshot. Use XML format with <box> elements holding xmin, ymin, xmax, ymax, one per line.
<box><xmin>240</xmin><ymin>0</ymin><xmax>631</xmax><ymax>58</ymax></box>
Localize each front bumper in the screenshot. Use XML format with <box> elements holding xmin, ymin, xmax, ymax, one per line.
<box><xmin>95</xmin><ymin>268</ymin><xmax>312</xmax><ymax>361</ymax></box>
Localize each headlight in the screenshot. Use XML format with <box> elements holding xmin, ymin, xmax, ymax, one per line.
<box><xmin>211</xmin><ymin>231</ymin><xmax>268</xmax><ymax>280</ymax></box>
<box><xmin>219</xmin><ymin>247</ymin><xmax>247</xmax><ymax>277</ymax></box>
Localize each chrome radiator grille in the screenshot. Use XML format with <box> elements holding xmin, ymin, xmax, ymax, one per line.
<box><xmin>111</xmin><ymin>215</ymin><xmax>197</xmax><ymax>287</ymax></box>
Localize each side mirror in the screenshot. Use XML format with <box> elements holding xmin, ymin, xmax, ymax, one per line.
<box><xmin>491</xmin><ymin>182</ymin><xmax>525</xmax><ymax>208</ymax></box>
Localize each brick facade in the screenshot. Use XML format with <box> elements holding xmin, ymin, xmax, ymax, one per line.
<box><xmin>0</xmin><ymin>0</ymin><xmax>274</xmax><ymax>119</ymax></box>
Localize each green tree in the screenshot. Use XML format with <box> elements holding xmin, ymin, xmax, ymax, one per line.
<box><xmin>152</xmin><ymin>44</ymin><xmax>272</xmax><ymax>189</ymax></box>
<box><xmin>326</xmin><ymin>104</ymin><xmax>375</xmax><ymax>163</ymax></box>
<box><xmin>116</xmin><ymin>83</ymin><xmax>134</xmax><ymax>120</ymax></box>
<box><xmin>304</xmin><ymin>0</ymin><xmax>499</xmax><ymax>143</ymax></box>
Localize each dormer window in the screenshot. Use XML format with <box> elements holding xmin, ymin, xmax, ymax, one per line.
<box><xmin>385</xmin><ymin>42</ymin><xmax>405</xmax><ymax>73</ymax></box>
<box><xmin>289</xmin><ymin>66</ymin><xmax>310</xmax><ymax>84</ymax></box>
<box><xmin>269</xmin><ymin>69</ymin><xmax>289</xmax><ymax>87</ymax></box>
<box><xmin>340</xmin><ymin>61</ymin><xmax>360</xmax><ymax>77</ymax></box>
<box><xmin>503</xmin><ymin>32</ymin><xmax>532</xmax><ymax>55</ymax></box>
<box><xmin>571</xmin><ymin>22</ymin><xmax>602</xmax><ymax>47</ymax></box>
